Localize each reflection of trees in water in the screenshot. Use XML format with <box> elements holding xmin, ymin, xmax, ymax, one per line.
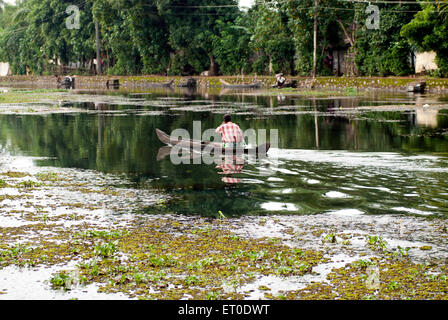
<box><xmin>1</xmin><ymin>94</ymin><xmax>448</xmax><ymax>177</ymax></box>
<box><xmin>2</xmin><ymin>93</ymin><xmax>448</xmax><ymax>216</ymax></box>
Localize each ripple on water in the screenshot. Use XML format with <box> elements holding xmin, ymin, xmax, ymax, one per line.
<box><xmin>391</xmin><ymin>207</ymin><xmax>433</xmax><ymax>216</ymax></box>
<box><xmin>323</xmin><ymin>191</ymin><xmax>351</xmax><ymax>199</ymax></box>
<box><xmin>261</xmin><ymin>202</ymin><xmax>299</xmax><ymax>212</ymax></box>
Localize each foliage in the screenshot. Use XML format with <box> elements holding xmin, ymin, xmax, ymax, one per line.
<box><xmin>0</xmin><ymin>0</ymin><xmax>445</xmax><ymax>76</ymax></box>
<box><xmin>212</xmin><ymin>16</ymin><xmax>252</xmax><ymax>75</ymax></box>
<box><xmin>159</xmin><ymin>0</ymin><xmax>240</xmax><ymax>75</ymax></box>
<box><xmin>94</xmin><ymin>240</ymin><xmax>119</xmax><ymax>258</ymax></box>
<box><xmin>50</xmin><ymin>271</ymin><xmax>80</xmax><ymax>290</ymax></box>
<box><xmin>356</xmin><ymin>5</ymin><xmax>415</xmax><ymax>76</ymax></box>
<box><xmin>249</xmin><ymin>1</ymin><xmax>295</xmax><ymax>75</ymax></box>
<box><xmin>283</xmin><ymin>0</ymin><xmax>317</xmax><ymax>76</ymax></box>
<box><xmin>401</xmin><ymin>4</ymin><xmax>448</xmax><ymax>77</ymax></box>
<box><xmin>436</xmin><ymin>0</ymin><xmax>448</xmax><ymax>22</ymax></box>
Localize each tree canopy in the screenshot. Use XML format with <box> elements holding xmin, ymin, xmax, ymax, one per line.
<box><xmin>0</xmin><ymin>0</ymin><xmax>447</xmax><ymax>77</ymax></box>
<box><xmin>401</xmin><ymin>2</ymin><xmax>448</xmax><ymax>76</ymax></box>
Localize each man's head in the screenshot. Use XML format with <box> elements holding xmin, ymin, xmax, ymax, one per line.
<box><xmin>224</xmin><ymin>114</ymin><xmax>231</xmax><ymax>123</ymax></box>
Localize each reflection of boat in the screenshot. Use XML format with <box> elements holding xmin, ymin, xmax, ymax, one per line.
<box><xmin>155</xmin><ymin>129</ymin><xmax>270</xmax><ymax>155</ymax></box>
<box><xmin>156</xmin><ymin>146</ymin><xmax>173</xmax><ymax>161</ymax></box>
<box><xmin>156</xmin><ymin>146</ymin><xmax>202</xmax><ymax>162</ymax></box>
<box><xmin>219</xmin><ymin>79</ymin><xmax>263</xmax><ymax>89</ymax></box>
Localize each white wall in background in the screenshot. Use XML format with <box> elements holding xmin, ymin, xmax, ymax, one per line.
<box><xmin>0</xmin><ymin>62</ymin><xmax>11</xmax><ymax>76</ymax></box>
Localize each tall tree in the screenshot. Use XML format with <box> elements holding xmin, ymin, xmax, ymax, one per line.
<box><xmin>356</xmin><ymin>3</ymin><xmax>414</xmax><ymax>76</ymax></box>
<box><xmin>312</xmin><ymin>0</ymin><xmax>318</xmax><ymax>79</ymax></box>
<box><xmin>249</xmin><ymin>0</ymin><xmax>295</xmax><ymax>75</ymax></box>
<box><xmin>212</xmin><ymin>14</ymin><xmax>252</xmax><ymax>75</ymax></box>
<box><xmin>158</xmin><ymin>0</ymin><xmax>239</xmax><ymax>75</ymax></box>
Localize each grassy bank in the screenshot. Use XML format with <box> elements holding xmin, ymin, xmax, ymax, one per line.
<box><xmin>1</xmin><ymin>75</ymin><xmax>448</xmax><ymax>92</ymax></box>
<box><xmin>0</xmin><ymin>88</ymin><xmax>70</xmax><ymax>104</ymax></box>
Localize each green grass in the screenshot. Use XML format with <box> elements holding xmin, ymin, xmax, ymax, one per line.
<box><xmin>256</xmin><ymin>87</ymin><xmax>364</xmax><ymax>97</ymax></box>
<box><xmin>0</xmin><ymin>89</ymin><xmax>69</xmax><ymax>104</ymax></box>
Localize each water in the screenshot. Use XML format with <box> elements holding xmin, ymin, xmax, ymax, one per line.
<box><xmin>1</xmin><ymin>88</ymin><xmax>448</xmax><ymax>218</ymax></box>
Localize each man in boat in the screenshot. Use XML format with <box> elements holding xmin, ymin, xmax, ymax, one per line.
<box><xmin>215</xmin><ymin>114</ymin><xmax>244</xmax><ymax>149</ymax></box>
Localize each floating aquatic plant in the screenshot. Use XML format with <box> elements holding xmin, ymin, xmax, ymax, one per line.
<box><xmin>366</xmin><ymin>235</ymin><xmax>388</xmax><ymax>252</ymax></box>
<box><xmin>94</xmin><ymin>241</ymin><xmax>119</xmax><ymax>258</ymax></box>
<box><xmin>49</xmin><ymin>270</ymin><xmax>82</xmax><ymax>291</ymax></box>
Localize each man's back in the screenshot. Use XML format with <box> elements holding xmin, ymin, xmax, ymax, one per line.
<box><xmin>216</xmin><ymin>121</ymin><xmax>243</xmax><ymax>144</ymax></box>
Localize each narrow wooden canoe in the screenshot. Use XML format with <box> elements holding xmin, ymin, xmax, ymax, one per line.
<box><xmin>155</xmin><ymin>129</ymin><xmax>270</xmax><ymax>155</ymax></box>
<box><xmin>219</xmin><ymin>79</ymin><xmax>263</xmax><ymax>89</ymax></box>
<box><xmin>145</xmin><ymin>80</ymin><xmax>174</xmax><ymax>88</ymax></box>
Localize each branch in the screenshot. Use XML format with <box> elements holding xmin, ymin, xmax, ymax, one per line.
<box><xmin>336</xmin><ymin>19</ymin><xmax>354</xmax><ymax>47</ymax></box>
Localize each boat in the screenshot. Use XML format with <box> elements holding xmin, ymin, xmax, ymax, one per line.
<box><xmin>219</xmin><ymin>79</ymin><xmax>263</xmax><ymax>89</ymax></box>
<box><xmin>155</xmin><ymin>129</ymin><xmax>270</xmax><ymax>155</ymax></box>
<box><xmin>157</xmin><ymin>146</ymin><xmax>202</xmax><ymax>161</ymax></box>
<box><xmin>145</xmin><ymin>79</ymin><xmax>175</xmax><ymax>88</ymax></box>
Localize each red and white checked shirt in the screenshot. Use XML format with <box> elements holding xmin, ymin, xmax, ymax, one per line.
<box><xmin>216</xmin><ymin>121</ymin><xmax>243</xmax><ymax>143</ymax></box>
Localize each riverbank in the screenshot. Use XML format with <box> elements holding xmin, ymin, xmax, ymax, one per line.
<box><xmin>1</xmin><ymin>75</ymin><xmax>448</xmax><ymax>93</ymax></box>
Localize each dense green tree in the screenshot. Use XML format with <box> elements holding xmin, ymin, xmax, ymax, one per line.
<box><xmin>248</xmin><ymin>1</ymin><xmax>295</xmax><ymax>75</ymax></box>
<box><xmin>282</xmin><ymin>0</ymin><xmax>316</xmax><ymax>76</ymax></box>
<box><xmin>157</xmin><ymin>0</ymin><xmax>240</xmax><ymax>75</ymax></box>
<box><xmin>93</xmin><ymin>0</ymin><xmax>144</xmax><ymax>74</ymax></box>
<box><xmin>93</xmin><ymin>0</ymin><xmax>170</xmax><ymax>75</ymax></box>
<box><xmin>0</xmin><ymin>0</ymin><xmax>445</xmax><ymax>77</ymax></box>
<box><xmin>283</xmin><ymin>0</ymin><xmax>361</xmax><ymax>76</ymax></box>
<box><xmin>0</xmin><ymin>1</ymin><xmax>33</xmax><ymax>74</ymax></box>
<box><xmin>357</xmin><ymin>5</ymin><xmax>415</xmax><ymax>76</ymax></box>
<box><xmin>401</xmin><ymin>4</ymin><xmax>448</xmax><ymax>76</ymax></box>
<box><xmin>437</xmin><ymin>0</ymin><xmax>448</xmax><ymax>21</ymax></box>
<box><xmin>212</xmin><ymin>15</ymin><xmax>252</xmax><ymax>75</ymax></box>
<box><xmin>0</xmin><ymin>0</ymin><xmax>95</xmax><ymax>74</ymax></box>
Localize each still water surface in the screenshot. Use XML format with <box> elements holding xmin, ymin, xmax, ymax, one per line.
<box><xmin>1</xmin><ymin>89</ymin><xmax>448</xmax><ymax>217</ymax></box>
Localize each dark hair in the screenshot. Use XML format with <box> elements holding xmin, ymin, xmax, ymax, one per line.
<box><xmin>224</xmin><ymin>114</ymin><xmax>231</xmax><ymax>123</ymax></box>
